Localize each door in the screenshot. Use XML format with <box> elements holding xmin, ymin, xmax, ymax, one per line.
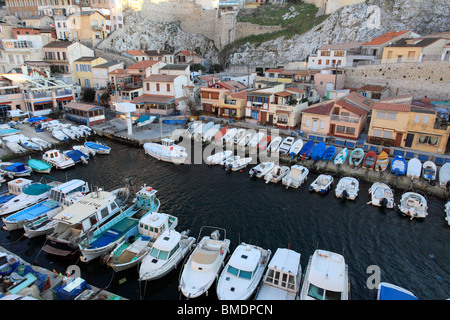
<box><xmin>268</xmin><ymin>114</ymin><xmax>273</xmax><ymax>126</ymax></box>
<box><xmin>312</xmin><ymin>119</ymin><xmax>318</xmax><ymax>132</ymax></box>
<box><xmin>404</xmin><ymin>133</ymin><xmax>414</xmax><ymax>147</ymax></box>
<box><xmin>395</xmin><ymin>132</ymin><xmax>403</xmax><ymax>146</ymax></box>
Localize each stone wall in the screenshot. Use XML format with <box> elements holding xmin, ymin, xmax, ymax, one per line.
<box><xmin>343</xmin><ymin>61</ymin><xmax>450</xmax><ymax>100</ymax></box>
<box><xmin>235</xmin><ymin>22</ymin><xmax>283</xmax><ymax>42</ymax></box>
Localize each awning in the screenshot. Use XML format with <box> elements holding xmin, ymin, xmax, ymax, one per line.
<box><xmin>56</xmin><ymin>96</ymin><xmax>74</xmax><ymax>102</ymax></box>
<box><xmin>33</xmin><ymin>100</ymin><xmax>53</xmax><ymax>105</ymax></box>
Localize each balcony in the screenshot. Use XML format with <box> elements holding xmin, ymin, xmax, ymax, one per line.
<box><xmin>331</xmin><ymin>114</ymin><xmax>360</xmax><ymax>124</ymax></box>
<box><xmin>91</xmin><ymin>24</ymin><xmax>104</xmax><ymax>30</ymax></box>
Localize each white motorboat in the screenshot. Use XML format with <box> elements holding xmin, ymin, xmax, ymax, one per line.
<box><xmin>51</xmin><ymin>129</ymin><xmax>69</xmax><ymax>142</ymax></box>
<box><xmin>439</xmin><ymin>162</ymin><xmax>450</xmax><ymax>188</ymax></box>
<box><xmin>222</xmin><ymin>128</ymin><xmax>237</xmax><ymax>143</ymax></box>
<box><xmin>335</xmin><ymin>177</ymin><xmax>359</xmax><ymax>200</ymax></box>
<box><xmin>206</xmin><ymin>150</ymin><xmax>233</xmax><ymax>165</ymax></box>
<box><xmin>368</xmin><ymin>182</ymin><xmax>395</xmax><ymax>209</ymax></box>
<box><xmin>255</xmin><ymin>248</ymin><xmax>302</xmax><ymax>300</ymax></box>
<box><xmin>42</xmin><ymin>149</ymin><xmax>76</xmax><ymax>169</ymax></box>
<box><xmin>216</xmin><ymin>242</ymin><xmax>271</xmax><ymax>300</ymax></box>
<box><xmin>299</xmin><ymin>249</ymin><xmax>349</xmax><ymax>300</ymax></box>
<box><xmin>193</xmin><ymin>121</ymin><xmax>214</xmax><ymax>141</ymax></box>
<box><xmin>264</xmin><ymin>165</ymin><xmax>290</xmax><ymax>184</ymax></box>
<box><xmin>398</xmin><ymin>192</ymin><xmax>428</xmax><ymax>220</ymax></box>
<box><xmin>0</xmin><ymin>178</ymin><xmax>33</xmax><ymax>208</ymax></box>
<box><xmin>179</xmin><ymin>227</ymin><xmax>231</xmax><ymax>299</ymax></box>
<box><xmin>227</xmin><ymin>157</ymin><xmax>252</xmax><ymax>172</ymax></box>
<box><xmin>79</xmin><ymin>125</ymin><xmax>93</xmax><ymax>136</ymax></box>
<box><xmin>0</xmin><ymin>162</ymin><xmax>32</xmax><ymax>178</ymax></box>
<box><xmin>5</xmin><ymin>141</ymin><xmax>26</xmax><ymax>154</ymax></box>
<box><xmin>267</xmin><ymin>136</ymin><xmax>282</xmax><ymax>152</ymax></box>
<box><xmin>143</xmin><ymin>138</ymin><xmax>189</xmax><ymax>164</ymax></box>
<box><xmin>288</xmin><ymin>139</ymin><xmax>304</xmax><ymax>158</ymax></box>
<box><xmin>221</xmin><ymin>155</ymin><xmax>240</xmax><ymax>167</ymax></box>
<box><xmin>0</xmin><ymin>180</ymin><xmax>61</xmax><ymax>217</ymax></box>
<box><xmin>70</xmin><ymin>126</ymin><xmax>87</xmax><ymax>137</ymax></box>
<box><xmin>406</xmin><ymin>158</ymin><xmax>421</xmax><ymax>180</ymax></box>
<box><xmin>247</xmin><ymin>132</ymin><xmax>265</xmax><ymax>148</ymax></box>
<box><xmin>422</xmin><ymin>161</ymin><xmax>437</xmax><ymax>182</ymax></box>
<box><xmin>278</xmin><ymin>137</ymin><xmax>295</xmax><ymax>154</ymax></box>
<box><xmin>282</xmin><ymin>165</ymin><xmax>308</xmax><ymax>189</ymax></box>
<box><xmin>237</xmin><ymin>131</ymin><xmax>254</xmax><ymax>147</ymax></box>
<box><xmin>203</xmin><ymin>124</ymin><xmax>221</xmax><ymax>142</ymax></box>
<box><xmin>139</xmin><ymin>229</ymin><xmax>196</xmax><ymax>281</ymax></box>
<box><xmin>249</xmin><ymin>162</ymin><xmax>275</xmax><ymax>179</ymax></box>
<box><xmin>62</xmin><ymin>128</ymin><xmax>80</xmax><ymax>140</ymax></box>
<box><xmin>20</xmin><ymin>139</ymin><xmax>43</xmax><ymax>152</ymax></box>
<box><xmin>377</xmin><ymin>282</ymin><xmax>418</xmax><ymax>300</ymax></box>
<box><xmin>42</xmin><ymin>189</ymin><xmax>125</xmax><ymax>258</ymax></box>
<box><xmin>445</xmin><ymin>201</ymin><xmax>450</xmax><ymax>226</ymax></box>
<box><xmin>106</xmin><ymin>210</ymin><xmax>178</xmax><ymax>272</ymax></box>
<box><xmin>185</xmin><ymin>122</ymin><xmax>200</xmax><ymax>138</ymax></box>
<box><xmin>233</xmin><ymin>129</ymin><xmax>247</xmax><ymax>144</ymax></box>
<box><xmin>30</xmin><ymin>137</ymin><xmax>52</xmax><ymax>149</ymax></box>
<box><xmin>309</xmin><ymin>174</ymin><xmax>333</xmax><ymax>194</ymax></box>
<box><xmin>73</xmin><ymin>145</ymin><xmax>95</xmax><ymax>157</ymax></box>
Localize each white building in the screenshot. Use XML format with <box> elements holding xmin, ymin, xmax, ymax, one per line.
<box><xmin>307</xmin><ymin>42</ymin><xmax>374</xmax><ymax>69</ymax></box>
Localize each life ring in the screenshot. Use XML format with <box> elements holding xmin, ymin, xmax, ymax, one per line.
<box><xmin>146</xmin><ymin>187</ymin><xmax>153</xmax><ymax>191</ymax></box>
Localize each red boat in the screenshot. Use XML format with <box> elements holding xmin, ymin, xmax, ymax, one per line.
<box><xmin>363</xmin><ymin>151</ymin><xmax>377</xmax><ymax>170</ymax></box>
<box><xmin>214</xmin><ymin>126</ymin><xmax>228</xmax><ymax>141</ymax></box>
<box><xmin>258</xmin><ymin>136</ymin><xmax>271</xmax><ymax>150</ymax></box>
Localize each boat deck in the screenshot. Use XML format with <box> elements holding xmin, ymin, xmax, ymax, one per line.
<box><xmin>6</xmin><ymin>199</ymin><xmax>59</xmax><ymax>222</ymax></box>
<box><xmin>89</xmin><ymin>218</ymin><xmax>139</xmax><ymax>249</ymax></box>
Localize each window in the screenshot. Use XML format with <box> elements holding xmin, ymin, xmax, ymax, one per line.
<box><xmin>376</xmin><ymin>111</ymin><xmax>386</xmax><ymax>119</ymax></box>
<box><xmin>422</xmin><ymin>115</ymin><xmax>429</xmax><ymax>124</ymax></box>
<box><xmin>166</xmin><ymin>84</ymin><xmax>170</xmax><ymax>91</ymax></box>
<box><xmin>320</xmin><ymin>120</ymin><xmax>325</xmax><ymax>129</ymax></box>
<box><xmin>251</xmin><ymin>109</ymin><xmax>258</xmax><ymax>120</ymax></box>
<box><xmin>156</xmin><ymin>83</ymin><xmax>160</xmax><ymax>91</ymax></box>
<box><xmin>100</xmin><ymin>207</ymin><xmax>109</xmax><ymax>218</ymax></box>
<box><xmin>414</xmin><ymin>114</ymin><xmax>421</xmax><ymax>123</ymax></box>
<box><xmin>305</xmin><ymin>118</ymin><xmax>310</xmax><ymax>127</ymax></box>
<box><xmin>386</xmin><ymin>112</ymin><xmax>396</xmax><ymax>120</ymax></box>
<box><xmin>407</xmin><ymin>51</ymin><xmax>415</xmax><ymax>60</ymax></box>
<box><xmin>372</xmin><ymin>129</ymin><xmax>382</xmax><ymax>137</ymax></box>
<box><xmin>321</xmin><ymin>51</ymin><xmax>330</xmax><ymax>56</ymax></box>
<box><xmin>418</xmin><ymin>135</ymin><xmax>439</xmax><ymax>146</ymax></box>
<box><xmin>336</xmin><ymin>125</ymin><xmax>345</xmax><ymax>133</ymax></box>
<box><xmin>346</xmin><ymin>127</ymin><xmax>355</xmax><ymax>135</ymax></box>
<box><xmin>383</xmin><ymin>130</ymin><xmax>393</xmax><ymax>139</ymax></box>
<box><xmin>334</xmin><ymin>51</ymin><xmax>345</xmax><ymax>57</ymax></box>
<box><xmin>318</xmin><ymin>59</ymin><xmax>322</xmax><ymax>65</ymax></box>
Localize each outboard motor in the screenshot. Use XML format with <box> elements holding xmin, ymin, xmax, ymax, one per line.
<box><xmin>380</xmin><ymin>197</ymin><xmax>388</xmax><ymax>208</ymax></box>
<box><xmin>342</xmin><ymin>189</ymin><xmax>349</xmax><ymax>199</ymax></box>
<box><xmin>225</xmin><ymin>164</ymin><xmax>232</xmax><ymax>173</ymax></box>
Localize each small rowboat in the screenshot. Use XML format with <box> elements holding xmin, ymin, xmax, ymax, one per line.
<box><xmin>375</xmin><ymin>151</ymin><xmax>389</xmax><ymax>172</ymax></box>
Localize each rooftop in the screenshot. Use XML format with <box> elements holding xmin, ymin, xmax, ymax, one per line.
<box><xmin>302</xmin><ymin>101</ymin><xmax>335</xmax><ymax>115</ymax></box>
<box><xmin>318</xmin><ymin>42</ymin><xmax>365</xmax><ymax>51</ymax></box>
<box><xmin>362</xmin><ymin>31</ymin><xmax>410</xmax><ymax>46</ymax></box>
<box><xmin>373</xmin><ymin>102</ymin><xmax>410</xmax><ymax>112</ymax></box>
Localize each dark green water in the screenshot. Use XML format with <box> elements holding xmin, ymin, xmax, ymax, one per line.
<box><xmin>0</xmin><ymin>137</ymin><xmax>448</xmax><ymax>300</ymax></box>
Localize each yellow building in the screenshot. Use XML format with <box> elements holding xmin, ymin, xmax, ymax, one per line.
<box><xmin>219</xmin><ymin>90</ymin><xmax>248</xmax><ymax>120</ymax></box>
<box><xmin>402</xmin><ymin>106</ymin><xmax>450</xmax><ymax>155</ymax></box>
<box><xmin>70</xmin><ymin>11</ymin><xmax>109</xmax><ymax>47</ymax></box>
<box><xmin>381</xmin><ymin>37</ymin><xmax>449</xmax><ymax>63</ymax></box>
<box><xmin>75</xmin><ymin>57</ymin><xmax>107</xmax><ymax>88</ymax></box>
<box><xmin>367</xmin><ymin>102</ymin><xmax>411</xmax><ymax>147</ymax></box>
<box><xmin>300</xmin><ymin>101</ymin><xmax>335</xmax><ymax>136</ymax></box>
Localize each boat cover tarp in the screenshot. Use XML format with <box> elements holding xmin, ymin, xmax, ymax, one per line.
<box><xmin>65</xmin><ymin>150</ymin><xmax>87</xmax><ymax>162</ymax></box>
<box><xmin>24</xmin><ymin>184</ymin><xmax>52</xmax><ymax>195</ymax></box>
<box><xmin>55</xmin><ymin>279</ymin><xmax>91</xmax><ymax>300</ymax></box>
<box><xmin>379</xmin><ymin>285</ymin><xmax>418</xmax><ymax>300</ymax></box>
<box><xmin>5</xmin><ymin>163</ymin><xmax>26</xmax><ymax>172</ymax></box>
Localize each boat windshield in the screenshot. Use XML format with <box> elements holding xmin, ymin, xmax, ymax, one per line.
<box><xmin>307</xmin><ymin>283</ymin><xmax>342</xmax><ymax>300</ymax></box>
<box><xmin>227</xmin><ymin>265</ymin><xmax>254</xmax><ymax>280</ymax></box>
<box><xmin>150</xmin><ymin>247</ymin><xmax>169</xmax><ymax>260</ymax></box>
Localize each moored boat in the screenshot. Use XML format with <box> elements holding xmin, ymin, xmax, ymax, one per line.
<box><xmin>333</xmin><ymin>148</ymin><xmax>348</xmax><ymax>166</ymax></box>
<box><xmin>309</xmin><ymin>174</ymin><xmax>333</xmax><ymax>194</ymax></box>
<box><xmin>28</xmin><ymin>158</ymin><xmax>52</xmax><ymax>174</ymax></box>
<box><xmin>267</xmin><ymin>136</ymin><xmax>282</xmax><ymax>152</ymax></box>
<box><xmin>84</xmin><ymin>141</ymin><xmax>111</xmax><ymax>155</ymax></box>
<box><xmin>288</xmin><ymin>139</ymin><xmax>303</xmax><ymax>159</ymax></box>
<box><xmin>375</xmin><ymin>151</ymin><xmax>389</xmax><ymax>172</ymax></box>
<box><xmin>322</xmin><ymin>145</ymin><xmax>336</xmax><ymax>161</ymax></box>
<box><xmin>310</xmin><ymin>141</ymin><xmax>326</xmax><ymax>161</ymax></box>
<box><xmin>143</xmin><ymin>138</ymin><xmax>188</xmax><ymax>164</ymax></box>
<box><xmin>349</xmin><ymin>148</ymin><xmax>364</xmax><ymax>167</ymax></box>
<box><xmin>391</xmin><ymin>155</ymin><xmax>407</xmax><ymax>176</ymax></box>
<box><xmin>368</xmin><ymin>182</ymin><xmax>394</xmax><ymax>208</ymax></box>
<box><xmin>42</xmin><ymin>149</ymin><xmax>76</xmax><ymax>170</ymax></box>
<box><xmin>249</xmin><ymin>161</ymin><xmax>275</xmax><ymax>179</ymax></box>
<box><xmin>247</xmin><ymin>132</ymin><xmax>265</xmax><ymax>148</ymax></box>
<box><xmin>258</xmin><ymin>135</ymin><xmax>271</xmax><ymax>151</ymax></box>
<box><xmin>228</xmin><ymin>157</ymin><xmax>252</xmax><ymax>172</ymax></box>
<box><xmin>298</xmin><ymin>140</ymin><xmax>315</xmax><ymax>160</ymax></box>
<box><xmin>278</xmin><ymin>137</ymin><xmax>295</xmax><ymax>154</ymax></box>
<box><xmin>0</xmin><ymin>162</ymin><xmax>32</xmax><ymax>177</ymax></box>
<box><xmin>398</xmin><ymin>192</ymin><xmax>428</xmax><ymax>220</ymax></box>
<box><xmin>206</xmin><ymin>150</ymin><xmax>233</xmax><ymax>165</ymax></box>
<box><xmin>363</xmin><ymin>151</ymin><xmax>377</xmax><ymax>170</ymax></box>
<box><xmin>282</xmin><ymin>165</ymin><xmax>308</xmax><ymax>189</ymax></box>
<box><xmin>422</xmin><ymin>161</ymin><xmax>437</xmax><ymax>182</ymax></box>
<box><xmin>335</xmin><ymin>177</ymin><xmax>359</xmax><ymax>200</ymax></box>
<box><xmin>439</xmin><ymin>162</ymin><xmax>450</xmax><ymax>188</ymax></box>
<box><xmin>264</xmin><ymin>165</ymin><xmax>290</xmax><ymax>184</ymax></box>
<box><xmin>0</xmin><ymin>178</ymin><xmax>33</xmax><ymax>207</ymax></box>
<box><xmin>407</xmin><ymin>158</ymin><xmax>422</xmax><ymax>180</ymax></box>
<box><xmin>377</xmin><ymin>282</ymin><xmax>418</xmax><ymax>300</ymax></box>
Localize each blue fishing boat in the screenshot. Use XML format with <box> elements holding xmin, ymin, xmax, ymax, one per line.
<box><xmin>28</xmin><ymin>158</ymin><xmax>52</xmax><ymax>174</ymax></box>
<box><xmin>391</xmin><ymin>155</ymin><xmax>407</xmax><ymax>176</ymax></box>
<box><xmin>310</xmin><ymin>141</ymin><xmax>326</xmax><ymax>161</ymax></box>
<box><xmin>0</xmin><ymin>162</ymin><xmax>32</xmax><ymax>177</ymax></box>
<box><xmin>377</xmin><ymin>282</ymin><xmax>418</xmax><ymax>300</ymax></box>
<box><xmin>298</xmin><ymin>140</ymin><xmax>315</xmax><ymax>160</ymax></box>
<box><xmin>84</xmin><ymin>141</ymin><xmax>111</xmax><ymax>154</ymax></box>
<box><xmin>322</xmin><ymin>145</ymin><xmax>336</xmax><ymax>161</ymax></box>
<box><xmin>79</xmin><ymin>184</ymin><xmax>161</xmax><ymax>263</ymax></box>
<box><xmin>2</xmin><ymin>179</ymin><xmax>89</xmax><ymax>231</ymax></box>
<box><xmin>64</xmin><ymin>149</ymin><xmax>89</xmax><ymax>164</ymax></box>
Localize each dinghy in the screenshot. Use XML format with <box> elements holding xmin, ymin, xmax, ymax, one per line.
<box><xmin>222</xmin><ymin>128</ymin><xmax>237</xmax><ymax>143</ymax></box>
<box><xmin>249</xmin><ymin>162</ymin><xmax>275</xmax><ymax>179</ymax></box>
<box><xmin>134</xmin><ymin>115</ymin><xmax>156</xmax><ymax>127</ymax></box>
<box><xmin>42</xmin><ymin>149</ymin><xmax>76</xmax><ymax>169</ymax></box>
<box><xmin>0</xmin><ymin>162</ymin><xmax>32</xmax><ymax>177</ymax></box>
<box><xmin>288</xmin><ymin>139</ymin><xmax>304</xmax><ymax>159</ymax></box>
<box><xmin>349</xmin><ymin>148</ymin><xmax>364</xmax><ymax>167</ymax></box>
<box><xmin>282</xmin><ymin>165</ymin><xmax>308</xmax><ymax>189</ymax></box>
<box><xmin>237</xmin><ymin>131</ymin><xmax>254</xmax><ymax>147</ymax></box>
<box><xmin>322</xmin><ymin>145</ymin><xmax>336</xmax><ymax>161</ymax></box>
<box><xmin>375</xmin><ymin>151</ymin><xmax>389</xmax><ymax>172</ymax></box>
<box><xmin>247</xmin><ymin>132</ymin><xmax>265</xmax><ymax>148</ymax></box>
<box><xmin>391</xmin><ymin>155</ymin><xmax>407</xmax><ymax>176</ymax></box>
<box><xmin>310</xmin><ymin>141</ymin><xmax>326</xmax><ymax>161</ymax></box>
<box><xmin>398</xmin><ymin>192</ymin><xmax>428</xmax><ymax>220</ymax></box>
<box><xmin>278</xmin><ymin>137</ymin><xmax>295</xmax><ymax>154</ymax></box>
<box><xmin>51</xmin><ymin>129</ymin><xmax>69</xmax><ymax>142</ymax></box>
<box><xmin>216</xmin><ymin>242</ymin><xmax>271</xmax><ymax>300</ymax></box>
<box><xmin>203</xmin><ymin>124</ymin><xmax>221</xmax><ymax>142</ymax></box>
<box><xmin>407</xmin><ymin>158</ymin><xmax>421</xmax><ymax>180</ymax></box>
<box><xmin>30</xmin><ymin>137</ymin><xmax>52</xmax><ymax>149</ymax></box>
<box><xmin>20</xmin><ymin>139</ymin><xmax>42</xmax><ymax>152</ymax></box>
<box><xmin>368</xmin><ymin>182</ymin><xmax>394</xmax><ymax>209</ymax></box>
<box><xmin>233</xmin><ymin>129</ymin><xmax>247</xmax><ymax>144</ymax></box>
<box><xmin>298</xmin><ymin>140</ymin><xmax>315</xmax><ymax>160</ymax></box>
<box><xmin>335</xmin><ymin>177</ymin><xmax>359</xmax><ymax>200</ymax></box>
<box><xmin>264</xmin><ymin>165</ymin><xmax>290</xmax><ymax>184</ymax></box>
<box><xmin>439</xmin><ymin>162</ymin><xmax>450</xmax><ymax>188</ymax></box>
<box><xmin>228</xmin><ymin>157</ymin><xmax>252</xmax><ymax>172</ymax></box>
<box><xmin>84</xmin><ymin>141</ymin><xmax>111</xmax><ymax>154</ymax></box>
<box><xmin>185</xmin><ymin>122</ymin><xmax>200</xmax><ymax>138</ymax></box>
<box><xmin>179</xmin><ymin>227</ymin><xmax>231</xmax><ymax>299</ymax></box>
<box><xmin>28</xmin><ymin>159</ymin><xmax>52</xmax><ymax>174</ymax></box>
<box><xmin>258</xmin><ymin>135</ymin><xmax>271</xmax><ymax>151</ymax></box>
<box><xmin>422</xmin><ymin>161</ymin><xmax>437</xmax><ymax>182</ymax></box>
<box><xmin>363</xmin><ymin>151</ymin><xmax>377</xmax><ymax>170</ymax></box>
<box><xmin>377</xmin><ymin>282</ymin><xmax>418</xmax><ymax>300</ymax></box>
<box><xmin>63</xmin><ymin>150</ymin><xmax>89</xmax><ymax>164</ymax></box>
<box><xmin>334</xmin><ymin>148</ymin><xmax>348</xmax><ymax>165</ymax></box>
<box><xmin>72</xmin><ymin>145</ymin><xmax>95</xmax><ymax>157</ymax></box>
<box><xmin>309</xmin><ymin>174</ymin><xmax>333</xmax><ymax>194</ymax></box>
<box><xmin>70</xmin><ymin>125</ymin><xmax>88</xmax><ymax>137</ymax></box>
<box><xmin>62</xmin><ymin>127</ymin><xmax>79</xmax><ymax>140</ymax></box>
<box><xmin>267</xmin><ymin>136</ymin><xmax>282</xmax><ymax>152</ymax></box>
<box><xmin>214</xmin><ymin>126</ymin><xmax>228</xmax><ymax>141</ymax></box>
<box><xmin>5</xmin><ymin>141</ymin><xmax>26</xmax><ymax>154</ymax></box>
<box><xmin>221</xmin><ymin>155</ymin><xmax>240</xmax><ymax>167</ymax></box>
<box><xmin>143</xmin><ymin>139</ymin><xmax>188</xmax><ymax>164</ymax></box>
<box><xmin>206</xmin><ymin>150</ymin><xmax>233</xmax><ymax>165</ymax></box>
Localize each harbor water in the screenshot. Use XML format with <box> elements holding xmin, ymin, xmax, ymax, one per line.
<box><xmin>0</xmin><ymin>137</ymin><xmax>448</xmax><ymax>300</ymax></box>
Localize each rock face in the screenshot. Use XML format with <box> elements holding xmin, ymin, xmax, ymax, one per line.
<box><xmin>97</xmin><ymin>9</ymin><xmax>219</xmax><ymax>63</ymax></box>
<box><xmin>226</xmin><ymin>0</ymin><xmax>450</xmax><ymax>66</ymax></box>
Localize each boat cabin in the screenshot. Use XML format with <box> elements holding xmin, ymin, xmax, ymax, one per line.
<box><xmin>48</xmin><ymin>179</ymin><xmax>90</xmax><ymax>208</ymax></box>
<box><xmin>47</xmin><ymin>190</ymin><xmax>122</xmax><ymax>244</ymax></box>
<box><xmin>226</xmin><ymin>244</ymin><xmax>261</xmax><ymax>280</ymax></box>
<box><xmin>44</xmin><ymin>149</ymin><xmax>64</xmax><ymax>159</ymax></box>
<box><xmin>135</xmin><ymin>185</ymin><xmax>160</xmax><ymax>212</ymax></box>
<box><xmin>6</xmin><ymin>178</ymin><xmax>33</xmax><ymax>195</ymax></box>
<box><xmin>161</xmin><ymin>138</ymin><xmax>175</xmax><ymax>147</ymax></box>
<box><xmin>148</xmin><ymin>229</ymin><xmax>181</xmax><ymax>261</ymax></box>
<box><xmin>138</xmin><ymin>212</ymin><xmax>178</xmax><ymax>240</ymax></box>
<box><xmin>262</xmin><ymin>248</ymin><xmax>301</xmax><ymax>298</ymax></box>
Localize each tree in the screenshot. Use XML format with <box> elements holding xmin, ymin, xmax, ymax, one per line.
<box><xmin>100</xmin><ymin>92</ymin><xmax>110</xmax><ymax>107</ymax></box>
<box><xmin>83</xmin><ymin>88</ymin><xmax>96</xmax><ymax>102</ymax></box>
